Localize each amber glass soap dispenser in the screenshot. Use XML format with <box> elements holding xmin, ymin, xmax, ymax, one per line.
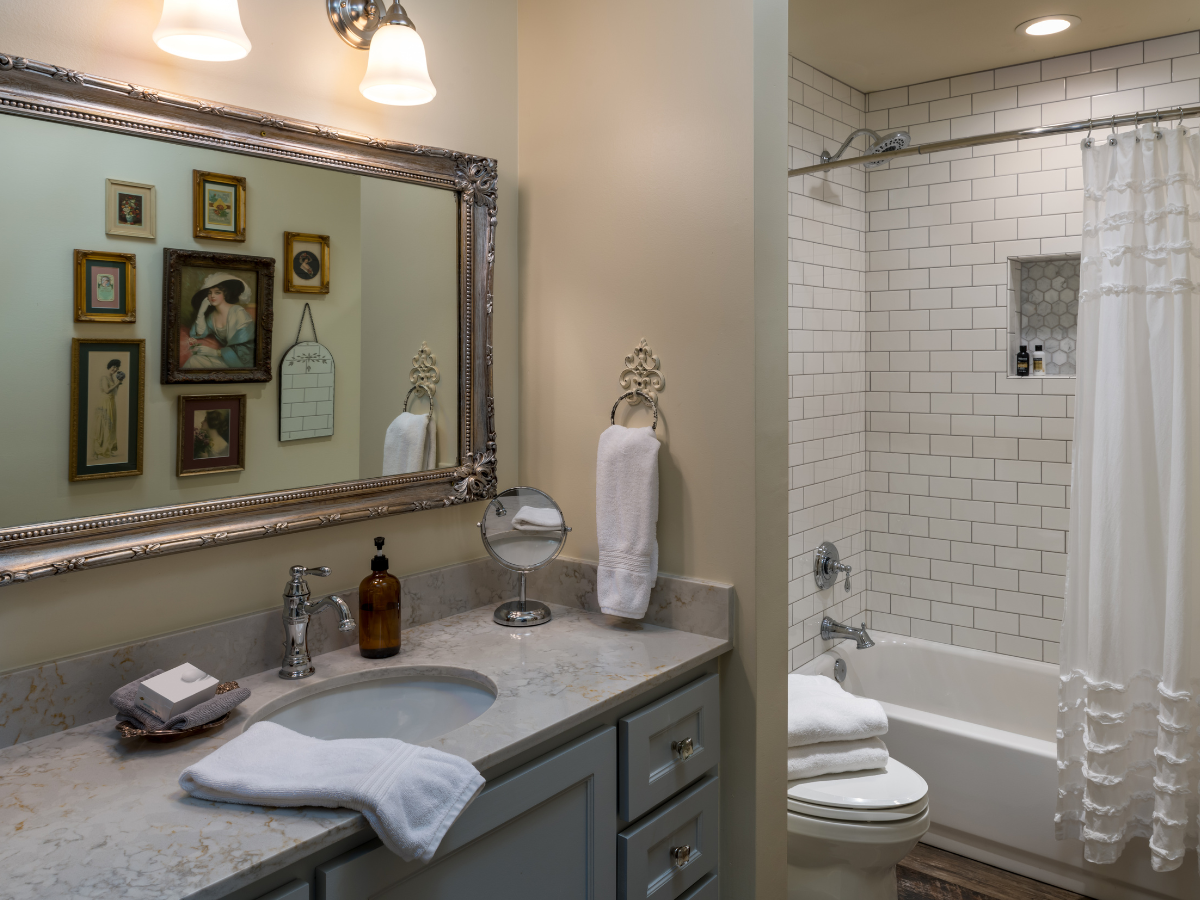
<box><xmin>359</xmin><ymin>536</ymin><xmax>401</xmax><ymax>658</ymax></box>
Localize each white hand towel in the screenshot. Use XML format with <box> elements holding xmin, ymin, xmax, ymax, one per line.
<box><xmin>787</xmin><ymin>673</ymin><xmax>887</xmax><ymax>747</ymax></box>
<box><xmin>596</xmin><ymin>425</ymin><xmax>660</xmax><ymax>618</ymax></box>
<box><xmin>179</xmin><ymin>722</ymin><xmax>484</xmax><ymax>863</ymax></box>
<box><xmin>511</xmin><ymin>506</ymin><xmax>563</xmax><ymax>533</ymax></box>
<box><xmin>787</xmin><ymin>737</ymin><xmax>889</xmax><ymax>781</ymax></box>
<box><xmin>383</xmin><ymin>412</ymin><xmax>431</xmax><ymax>476</ymax></box>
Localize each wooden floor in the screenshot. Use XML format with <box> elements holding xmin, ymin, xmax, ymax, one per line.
<box><xmin>898</xmin><ymin>844</ymin><xmax>1094</xmax><ymax>900</ymax></box>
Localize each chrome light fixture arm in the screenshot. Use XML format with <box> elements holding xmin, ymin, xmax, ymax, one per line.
<box><xmin>328</xmin><ymin>0</ymin><xmax>416</xmax><ymax>49</ymax></box>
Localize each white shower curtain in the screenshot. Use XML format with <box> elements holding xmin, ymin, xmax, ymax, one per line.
<box><xmin>1057</xmin><ymin>125</ymin><xmax>1200</xmax><ymax>872</ymax></box>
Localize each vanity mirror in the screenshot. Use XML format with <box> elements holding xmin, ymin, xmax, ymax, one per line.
<box><xmin>478</xmin><ymin>487</ymin><xmax>571</xmax><ymax>626</ymax></box>
<box><xmin>0</xmin><ymin>54</ymin><xmax>496</xmax><ymax>588</ymax></box>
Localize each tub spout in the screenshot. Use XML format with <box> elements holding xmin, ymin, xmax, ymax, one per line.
<box><xmin>821</xmin><ymin>616</ymin><xmax>874</xmax><ymax>649</ymax></box>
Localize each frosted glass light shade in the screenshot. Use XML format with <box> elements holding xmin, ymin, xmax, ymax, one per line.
<box><xmin>359</xmin><ymin>24</ymin><xmax>436</xmax><ymax>106</ymax></box>
<box><xmin>153</xmin><ymin>0</ymin><xmax>252</xmax><ymax>62</ymax></box>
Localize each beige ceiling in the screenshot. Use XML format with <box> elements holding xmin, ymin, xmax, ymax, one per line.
<box><xmin>790</xmin><ymin>0</ymin><xmax>1200</xmax><ymax>93</ymax></box>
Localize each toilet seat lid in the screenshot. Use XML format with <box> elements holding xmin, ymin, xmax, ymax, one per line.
<box><xmin>786</xmin><ymin>758</ymin><xmax>928</xmax><ymax>810</ymax></box>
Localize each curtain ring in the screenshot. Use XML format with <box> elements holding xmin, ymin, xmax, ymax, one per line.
<box><xmin>1180</xmin><ymin>106</ymin><xmax>1188</xmax><ymax>134</ymax></box>
<box><xmin>1154</xmin><ymin>108</ymin><xmax>1163</xmax><ymax>138</ymax></box>
<box><xmin>1084</xmin><ymin>118</ymin><xmax>1093</xmax><ymax>148</ymax></box>
<box><xmin>1108</xmin><ymin>114</ymin><xmax>1118</xmax><ymax>145</ymax></box>
<box><xmin>1133</xmin><ymin>111</ymin><xmax>1141</xmax><ymax>141</ymax></box>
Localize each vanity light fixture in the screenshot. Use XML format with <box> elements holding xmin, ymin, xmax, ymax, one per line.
<box><xmin>328</xmin><ymin>0</ymin><xmax>437</xmax><ymax>106</ymax></box>
<box><xmin>153</xmin><ymin>0</ymin><xmax>252</xmax><ymax>61</ymax></box>
<box><xmin>1016</xmin><ymin>14</ymin><xmax>1080</xmax><ymax>36</ymax></box>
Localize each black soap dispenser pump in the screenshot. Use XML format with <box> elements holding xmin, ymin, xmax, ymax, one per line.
<box><xmin>358</xmin><ymin>536</ymin><xmax>401</xmax><ymax>658</ymax></box>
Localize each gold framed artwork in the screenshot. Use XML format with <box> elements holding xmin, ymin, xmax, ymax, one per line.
<box><xmin>178</xmin><ymin>394</ymin><xmax>247</xmax><ymax>476</ymax></box>
<box><xmin>193</xmin><ymin>170</ymin><xmax>247</xmax><ymax>242</ymax></box>
<box><xmin>69</xmin><ymin>338</ymin><xmax>145</xmax><ymax>482</ymax></box>
<box><xmin>74</xmin><ymin>250</ymin><xmax>136</xmax><ymax>323</ymax></box>
<box><xmin>283</xmin><ymin>232</ymin><xmax>330</xmax><ymax>293</ymax></box>
<box><xmin>105</xmin><ymin>178</ymin><xmax>156</xmax><ymax>239</ymax></box>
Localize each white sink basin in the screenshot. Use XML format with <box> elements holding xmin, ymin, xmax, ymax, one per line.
<box><xmin>253</xmin><ymin>670</ymin><xmax>496</xmax><ymax>742</ymax></box>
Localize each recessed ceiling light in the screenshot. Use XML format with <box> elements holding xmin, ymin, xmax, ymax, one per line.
<box><xmin>1017</xmin><ymin>15</ymin><xmax>1081</xmax><ymax>36</ymax></box>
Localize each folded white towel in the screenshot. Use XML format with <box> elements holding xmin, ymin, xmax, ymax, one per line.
<box><xmin>179</xmin><ymin>722</ymin><xmax>484</xmax><ymax>863</ymax></box>
<box><xmin>511</xmin><ymin>506</ymin><xmax>563</xmax><ymax>533</ymax></box>
<box><xmin>787</xmin><ymin>737</ymin><xmax>889</xmax><ymax>781</ymax></box>
<box><xmin>787</xmin><ymin>673</ymin><xmax>887</xmax><ymax>747</ymax></box>
<box><xmin>596</xmin><ymin>424</ymin><xmax>660</xmax><ymax>618</ymax></box>
<box><xmin>382</xmin><ymin>412</ymin><xmax>431</xmax><ymax>476</ymax></box>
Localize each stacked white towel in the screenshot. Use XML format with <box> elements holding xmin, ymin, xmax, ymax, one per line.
<box><xmin>787</xmin><ymin>673</ymin><xmax>889</xmax><ymax>780</ymax></box>
<box><xmin>179</xmin><ymin>722</ymin><xmax>483</xmax><ymax>862</ymax></box>
<box><xmin>382</xmin><ymin>412</ymin><xmax>436</xmax><ymax>475</ymax></box>
<box><xmin>596</xmin><ymin>424</ymin><xmax>660</xmax><ymax>618</ymax></box>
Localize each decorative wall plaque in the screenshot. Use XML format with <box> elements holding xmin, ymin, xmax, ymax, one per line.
<box><xmin>279</xmin><ymin>304</ymin><xmax>335</xmax><ymax>441</ymax></box>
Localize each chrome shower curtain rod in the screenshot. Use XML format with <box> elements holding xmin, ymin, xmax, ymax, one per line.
<box><xmin>787</xmin><ymin>104</ymin><xmax>1200</xmax><ymax>178</ymax></box>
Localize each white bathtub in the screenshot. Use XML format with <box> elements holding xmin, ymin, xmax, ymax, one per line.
<box><xmin>800</xmin><ymin>635</ymin><xmax>1200</xmax><ymax>900</ymax></box>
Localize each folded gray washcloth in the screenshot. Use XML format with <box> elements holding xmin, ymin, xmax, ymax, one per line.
<box><xmin>109</xmin><ymin>669</ymin><xmax>251</xmax><ymax>731</ymax></box>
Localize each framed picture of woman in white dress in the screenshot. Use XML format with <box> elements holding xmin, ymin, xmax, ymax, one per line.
<box><xmin>161</xmin><ymin>248</ymin><xmax>274</xmax><ymax>384</ymax></box>
<box><xmin>177</xmin><ymin>394</ymin><xmax>246</xmax><ymax>476</ymax></box>
<box><xmin>69</xmin><ymin>338</ymin><xmax>145</xmax><ymax>482</ymax></box>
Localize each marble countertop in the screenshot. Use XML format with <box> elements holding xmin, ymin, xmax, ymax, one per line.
<box><xmin>0</xmin><ymin>602</ymin><xmax>729</xmax><ymax>900</ymax></box>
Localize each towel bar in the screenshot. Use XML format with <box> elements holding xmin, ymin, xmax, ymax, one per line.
<box><xmin>611</xmin><ymin>389</ymin><xmax>659</xmax><ymax>431</ymax></box>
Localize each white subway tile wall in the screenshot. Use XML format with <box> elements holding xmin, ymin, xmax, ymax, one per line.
<box><xmin>787</xmin><ymin>58</ymin><xmax>869</xmax><ymax>672</ymax></box>
<box><xmin>788</xmin><ymin>32</ymin><xmax>1200</xmax><ymax>670</ymax></box>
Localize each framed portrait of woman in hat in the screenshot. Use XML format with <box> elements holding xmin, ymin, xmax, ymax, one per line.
<box><xmin>161</xmin><ymin>248</ymin><xmax>274</xmax><ymax>384</ymax></box>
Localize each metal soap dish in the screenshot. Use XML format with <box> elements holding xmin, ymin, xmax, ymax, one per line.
<box><xmin>115</xmin><ymin>680</ymin><xmax>240</xmax><ymax>742</ymax></box>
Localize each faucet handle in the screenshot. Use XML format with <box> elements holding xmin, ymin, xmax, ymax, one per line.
<box><xmin>291</xmin><ymin>565</ymin><xmax>331</xmax><ymax>579</ymax></box>
<box><xmin>842</xmin><ymin>563</ymin><xmax>852</xmax><ymax>593</ymax></box>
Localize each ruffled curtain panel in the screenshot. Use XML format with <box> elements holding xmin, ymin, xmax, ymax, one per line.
<box><xmin>1057</xmin><ymin>125</ymin><xmax>1200</xmax><ymax>872</ymax></box>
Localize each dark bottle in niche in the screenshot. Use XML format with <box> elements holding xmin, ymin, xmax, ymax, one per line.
<box><xmin>358</xmin><ymin>536</ymin><xmax>401</xmax><ymax>658</ymax></box>
<box><xmin>1016</xmin><ymin>344</ymin><xmax>1030</xmax><ymax>377</ymax></box>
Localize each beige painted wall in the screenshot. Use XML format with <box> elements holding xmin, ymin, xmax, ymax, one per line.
<box><xmin>0</xmin><ymin>0</ymin><xmax>517</xmax><ymax>671</ymax></box>
<box><xmin>517</xmin><ymin>0</ymin><xmax>789</xmax><ymax>893</ymax></box>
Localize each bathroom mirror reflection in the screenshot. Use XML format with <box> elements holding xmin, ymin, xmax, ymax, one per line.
<box><xmin>479</xmin><ymin>487</ymin><xmax>569</xmax><ymax>571</ymax></box>
<box><xmin>0</xmin><ymin>113</ymin><xmax>461</xmax><ymax>531</ymax></box>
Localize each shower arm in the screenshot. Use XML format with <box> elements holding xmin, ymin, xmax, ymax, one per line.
<box><xmin>820</xmin><ymin>128</ymin><xmax>881</xmax><ymax>165</ymax></box>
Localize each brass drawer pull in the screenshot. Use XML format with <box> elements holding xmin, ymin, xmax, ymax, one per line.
<box><xmin>670</xmin><ymin>844</ymin><xmax>692</xmax><ymax>868</ymax></box>
<box><xmin>672</xmin><ymin>737</ymin><xmax>694</xmax><ymax>760</ymax></box>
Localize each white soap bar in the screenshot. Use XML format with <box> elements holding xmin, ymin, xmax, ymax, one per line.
<box><xmin>136</xmin><ymin>663</ymin><xmax>219</xmax><ymax>721</ymax></box>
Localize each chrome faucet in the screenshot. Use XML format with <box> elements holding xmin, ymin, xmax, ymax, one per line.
<box><xmin>820</xmin><ymin>616</ymin><xmax>875</xmax><ymax>649</ymax></box>
<box><xmin>279</xmin><ymin>565</ymin><xmax>357</xmax><ymax>679</ymax></box>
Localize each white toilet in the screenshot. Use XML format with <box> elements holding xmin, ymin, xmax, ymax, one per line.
<box><xmin>786</xmin><ymin>758</ymin><xmax>930</xmax><ymax>900</ymax></box>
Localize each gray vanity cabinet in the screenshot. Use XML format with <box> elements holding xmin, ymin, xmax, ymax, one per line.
<box><xmin>316</xmin><ymin>725</ymin><xmax>617</xmax><ymax>900</ymax></box>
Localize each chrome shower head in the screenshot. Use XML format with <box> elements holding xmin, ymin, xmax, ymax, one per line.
<box><xmin>862</xmin><ymin>130</ymin><xmax>911</xmax><ymax>168</ymax></box>
<box><xmin>819</xmin><ymin>128</ymin><xmax>912</xmax><ymax>169</ymax></box>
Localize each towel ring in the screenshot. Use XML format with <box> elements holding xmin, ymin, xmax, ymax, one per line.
<box><xmin>611</xmin><ymin>389</ymin><xmax>659</xmax><ymax>431</ymax></box>
<box><xmin>404</xmin><ymin>383</ymin><xmax>435</xmax><ymax>414</ymax></box>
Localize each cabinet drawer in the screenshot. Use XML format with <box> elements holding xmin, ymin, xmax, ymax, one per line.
<box><xmin>254</xmin><ymin>881</ymin><xmax>309</xmax><ymax>900</ymax></box>
<box><xmin>677</xmin><ymin>871</ymin><xmax>717</xmax><ymax>900</ymax></box>
<box><xmin>619</xmin><ymin>674</ymin><xmax>719</xmax><ymax>821</ymax></box>
<box><xmin>618</xmin><ymin>774</ymin><xmax>718</xmax><ymax>900</ymax></box>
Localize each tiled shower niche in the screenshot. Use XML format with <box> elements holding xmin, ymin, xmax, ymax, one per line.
<box><xmin>1007</xmin><ymin>254</ymin><xmax>1079</xmax><ymax>377</ymax></box>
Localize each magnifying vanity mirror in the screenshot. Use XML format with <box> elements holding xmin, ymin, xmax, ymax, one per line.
<box><xmin>0</xmin><ymin>55</ymin><xmax>497</xmax><ymax>588</ymax></box>
<box><xmin>478</xmin><ymin>487</ymin><xmax>571</xmax><ymax>626</ymax></box>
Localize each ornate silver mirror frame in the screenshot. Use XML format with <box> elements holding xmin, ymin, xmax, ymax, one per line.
<box><xmin>0</xmin><ymin>53</ymin><xmax>498</xmax><ymax>589</ymax></box>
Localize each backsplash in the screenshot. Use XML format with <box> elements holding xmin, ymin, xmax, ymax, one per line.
<box><xmin>0</xmin><ymin>557</ymin><xmax>732</xmax><ymax>746</ymax></box>
<box><xmin>790</xmin><ymin>30</ymin><xmax>1200</xmax><ymax>668</ymax></box>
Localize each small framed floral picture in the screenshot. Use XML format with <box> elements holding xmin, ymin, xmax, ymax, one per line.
<box><xmin>69</xmin><ymin>338</ymin><xmax>145</xmax><ymax>482</ymax></box>
<box><xmin>283</xmin><ymin>232</ymin><xmax>330</xmax><ymax>293</ymax></box>
<box><xmin>105</xmin><ymin>179</ymin><xmax>156</xmax><ymax>239</ymax></box>
<box><xmin>75</xmin><ymin>250</ymin><xmax>136</xmax><ymax>322</ymax></box>
<box><xmin>193</xmin><ymin>170</ymin><xmax>247</xmax><ymax>242</ymax></box>
<box><xmin>178</xmin><ymin>394</ymin><xmax>246</xmax><ymax>476</ymax></box>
